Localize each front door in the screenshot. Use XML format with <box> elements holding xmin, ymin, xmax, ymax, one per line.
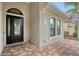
<box><xmin>6</xmin><ymin>15</ymin><xmax>23</xmax><ymax>44</ymax></box>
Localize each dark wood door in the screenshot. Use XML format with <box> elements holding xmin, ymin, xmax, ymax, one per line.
<box><xmin>6</xmin><ymin>15</ymin><xmax>23</xmax><ymax>44</ymax></box>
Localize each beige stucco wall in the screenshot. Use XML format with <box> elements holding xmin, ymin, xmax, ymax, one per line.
<box><xmin>39</xmin><ymin>9</ymin><xmax>64</xmax><ymax>47</ymax></box>
<box><xmin>63</xmin><ymin>22</ymin><xmax>67</xmax><ymax>32</ymax></box>
<box><xmin>30</xmin><ymin>2</ymin><xmax>40</xmax><ymax>47</ymax></box>
<box><xmin>30</xmin><ymin>2</ymin><xmax>65</xmax><ymax>47</ymax></box>
<box><xmin>39</xmin><ymin>11</ymin><xmax>49</xmax><ymax>47</ymax></box>
<box><xmin>38</xmin><ymin>3</ymin><xmax>66</xmax><ymax>47</ymax></box>
<box><xmin>63</xmin><ymin>21</ymin><xmax>75</xmax><ymax>35</ymax></box>
<box><xmin>67</xmin><ymin>23</ymin><xmax>75</xmax><ymax>35</ymax></box>
<box><xmin>3</xmin><ymin>2</ymin><xmax>30</xmax><ymax>46</ymax></box>
<box><xmin>0</xmin><ymin>3</ymin><xmax>4</xmax><ymax>55</ymax></box>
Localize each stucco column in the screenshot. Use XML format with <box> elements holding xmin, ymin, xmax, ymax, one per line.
<box><xmin>61</xmin><ymin>20</ymin><xmax>64</xmax><ymax>39</ymax></box>
<box><xmin>0</xmin><ymin>2</ymin><xmax>3</xmax><ymax>55</ymax></box>
<box><xmin>77</xmin><ymin>20</ymin><xmax>79</xmax><ymax>39</ymax></box>
<box><xmin>55</xmin><ymin>19</ymin><xmax>57</xmax><ymax>36</ymax></box>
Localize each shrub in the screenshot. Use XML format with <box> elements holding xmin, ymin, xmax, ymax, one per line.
<box><xmin>73</xmin><ymin>32</ymin><xmax>77</xmax><ymax>39</ymax></box>
<box><xmin>64</xmin><ymin>31</ymin><xmax>67</xmax><ymax>38</ymax></box>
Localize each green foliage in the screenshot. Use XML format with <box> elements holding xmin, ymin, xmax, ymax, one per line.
<box><xmin>64</xmin><ymin>31</ymin><xmax>67</xmax><ymax>38</ymax></box>
<box><xmin>65</xmin><ymin>2</ymin><xmax>79</xmax><ymax>19</ymax></box>
<box><xmin>73</xmin><ymin>32</ymin><xmax>77</xmax><ymax>39</ymax></box>
<box><xmin>65</xmin><ymin>2</ymin><xmax>78</xmax><ymax>8</ymax></box>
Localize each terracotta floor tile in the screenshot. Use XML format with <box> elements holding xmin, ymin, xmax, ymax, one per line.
<box><xmin>1</xmin><ymin>39</ymin><xmax>79</xmax><ymax>56</ymax></box>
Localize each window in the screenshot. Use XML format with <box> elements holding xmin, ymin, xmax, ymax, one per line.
<box><xmin>14</xmin><ymin>19</ymin><xmax>21</xmax><ymax>35</ymax></box>
<box><xmin>57</xmin><ymin>20</ymin><xmax>61</xmax><ymax>35</ymax></box>
<box><xmin>7</xmin><ymin>8</ymin><xmax>23</xmax><ymax>15</ymax></box>
<box><xmin>49</xmin><ymin>18</ymin><xmax>56</xmax><ymax>37</ymax></box>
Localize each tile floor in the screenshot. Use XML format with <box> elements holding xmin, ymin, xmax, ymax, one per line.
<box><xmin>1</xmin><ymin>39</ymin><xmax>79</xmax><ymax>56</ymax></box>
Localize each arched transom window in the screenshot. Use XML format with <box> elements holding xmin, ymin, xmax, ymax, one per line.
<box><xmin>7</xmin><ymin>8</ymin><xmax>23</xmax><ymax>15</ymax></box>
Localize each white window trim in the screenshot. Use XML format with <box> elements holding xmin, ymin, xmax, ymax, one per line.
<box><xmin>6</xmin><ymin>13</ymin><xmax>24</xmax><ymax>17</ymax></box>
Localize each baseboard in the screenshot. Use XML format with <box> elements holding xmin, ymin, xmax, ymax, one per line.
<box><xmin>5</xmin><ymin>42</ymin><xmax>25</xmax><ymax>47</ymax></box>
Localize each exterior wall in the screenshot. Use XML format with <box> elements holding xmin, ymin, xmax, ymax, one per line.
<box><xmin>0</xmin><ymin>3</ymin><xmax>4</xmax><ymax>55</ymax></box>
<box><xmin>39</xmin><ymin>11</ymin><xmax>49</xmax><ymax>47</ymax></box>
<box><xmin>67</xmin><ymin>23</ymin><xmax>75</xmax><ymax>35</ymax></box>
<box><xmin>63</xmin><ymin>21</ymin><xmax>75</xmax><ymax>35</ymax></box>
<box><xmin>3</xmin><ymin>2</ymin><xmax>30</xmax><ymax>46</ymax></box>
<box><xmin>63</xmin><ymin>22</ymin><xmax>67</xmax><ymax>32</ymax></box>
<box><xmin>30</xmin><ymin>3</ymin><xmax>40</xmax><ymax>47</ymax></box>
<box><xmin>30</xmin><ymin>2</ymin><xmax>66</xmax><ymax>47</ymax></box>
<box><xmin>39</xmin><ymin>10</ymin><xmax>64</xmax><ymax>47</ymax></box>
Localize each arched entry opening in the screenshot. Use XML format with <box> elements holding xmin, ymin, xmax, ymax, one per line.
<box><xmin>6</xmin><ymin>8</ymin><xmax>24</xmax><ymax>44</ymax></box>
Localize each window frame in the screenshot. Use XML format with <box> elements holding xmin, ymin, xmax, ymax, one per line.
<box><xmin>57</xmin><ymin>19</ymin><xmax>61</xmax><ymax>35</ymax></box>
<box><xmin>49</xmin><ymin>17</ymin><xmax>56</xmax><ymax>37</ymax></box>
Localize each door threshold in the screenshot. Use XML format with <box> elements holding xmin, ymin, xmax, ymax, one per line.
<box><xmin>6</xmin><ymin>42</ymin><xmax>25</xmax><ymax>47</ymax></box>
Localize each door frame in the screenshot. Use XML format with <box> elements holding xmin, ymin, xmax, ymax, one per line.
<box><xmin>6</xmin><ymin>14</ymin><xmax>24</xmax><ymax>45</ymax></box>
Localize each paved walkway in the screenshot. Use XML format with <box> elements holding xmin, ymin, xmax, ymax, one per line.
<box><xmin>1</xmin><ymin>39</ymin><xmax>79</xmax><ymax>56</ymax></box>
<box><xmin>67</xmin><ymin>35</ymin><xmax>73</xmax><ymax>39</ymax></box>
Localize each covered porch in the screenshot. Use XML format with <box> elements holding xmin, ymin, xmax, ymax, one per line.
<box><xmin>0</xmin><ymin>2</ymin><xmax>74</xmax><ymax>56</ymax></box>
